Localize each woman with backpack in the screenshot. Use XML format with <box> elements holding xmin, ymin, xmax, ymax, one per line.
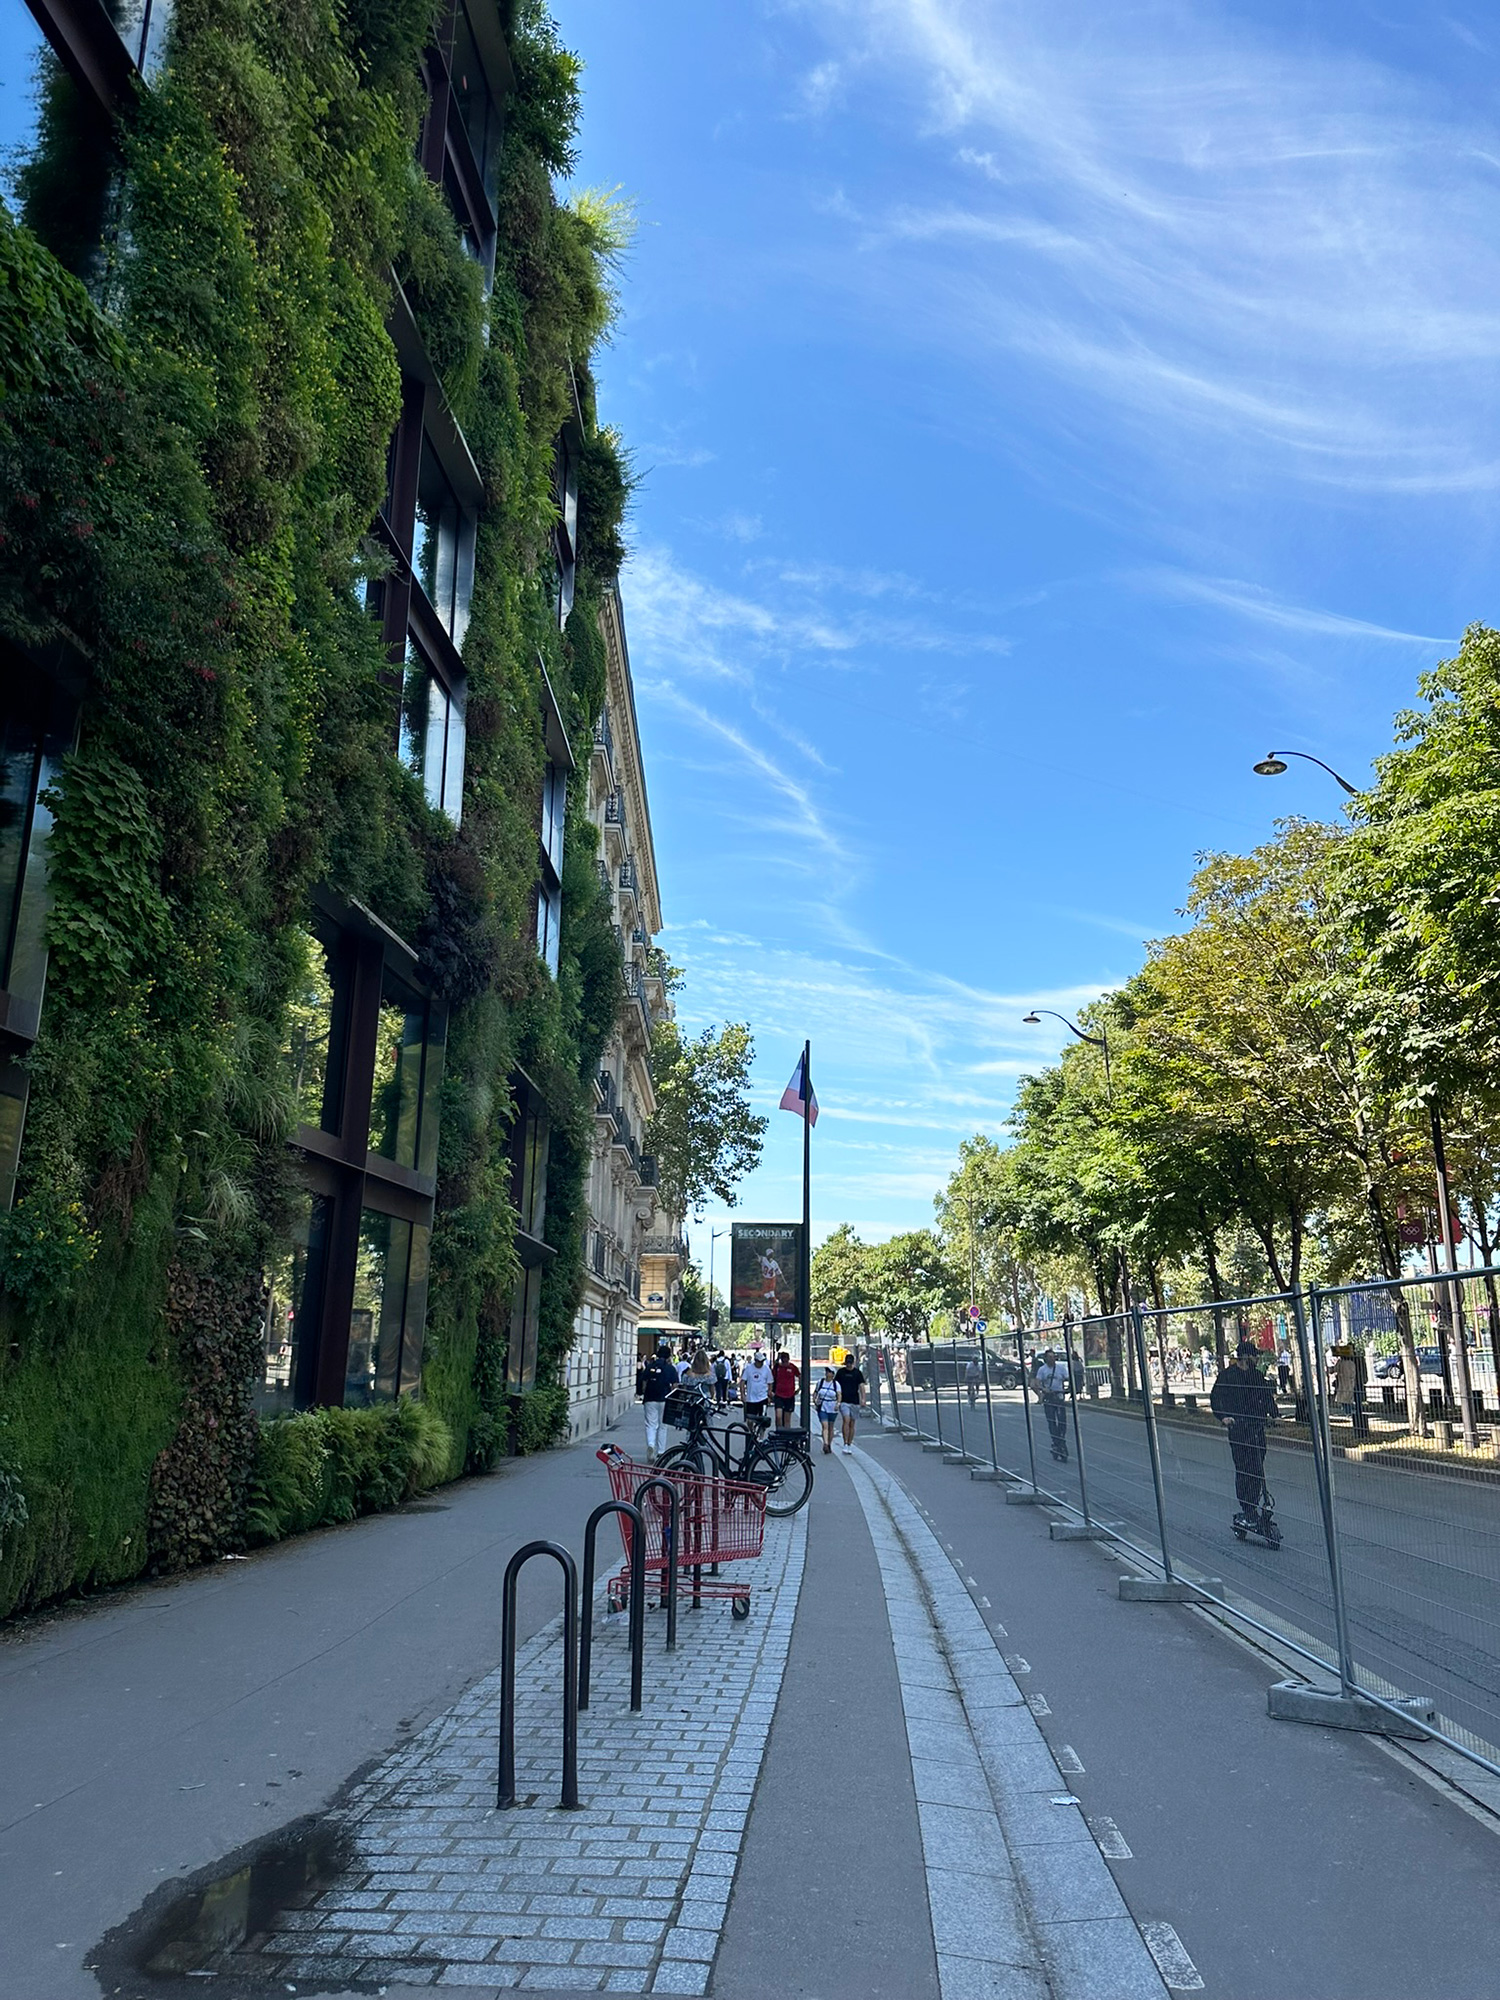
<box><xmin>813</xmin><ymin>1367</ymin><xmax>840</xmax><ymax>1454</ymax></box>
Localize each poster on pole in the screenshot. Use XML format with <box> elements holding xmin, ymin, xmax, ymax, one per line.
<box><xmin>729</xmin><ymin>1222</ymin><xmax>804</xmax><ymax>1324</ymax></box>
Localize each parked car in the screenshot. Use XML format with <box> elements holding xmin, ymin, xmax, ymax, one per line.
<box><xmin>904</xmin><ymin>1343</ymin><xmax>1022</xmax><ymax>1390</ymax></box>
<box><xmin>1372</xmin><ymin>1346</ymin><xmax>1449</xmax><ymax>1380</ymax></box>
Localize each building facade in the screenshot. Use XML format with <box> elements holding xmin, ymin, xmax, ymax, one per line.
<box><xmin>564</xmin><ymin>585</ymin><xmax>666</xmax><ymax>1441</ymax></box>
<box><xmin>0</xmin><ymin>0</ymin><xmax>637</xmax><ymax>1614</ymax></box>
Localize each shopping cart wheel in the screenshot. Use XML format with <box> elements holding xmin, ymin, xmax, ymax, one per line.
<box><xmin>732</xmin><ymin>1596</ymin><xmax>751</xmax><ymax>1621</ymax></box>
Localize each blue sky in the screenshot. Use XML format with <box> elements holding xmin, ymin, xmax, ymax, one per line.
<box><xmin>4</xmin><ymin>1</ymin><xmax>1498</xmax><ymax>1253</ymax></box>
<box><xmin>559</xmin><ymin>0</ymin><xmax>1500</xmax><ymax>1253</ymax></box>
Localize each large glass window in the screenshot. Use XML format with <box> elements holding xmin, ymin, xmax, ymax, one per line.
<box><xmin>399</xmin><ymin>645</ymin><xmax>466</xmax><ymax>824</ymax></box>
<box><xmin>285</xmin><ymin>922</ymin><xmax>347</xmax><ymax>1133</ymax></box>
<box><xmin>369</xmin><ymin>967</ymin><xmax>445</xmax><ymax>1177</ymax></box>
<box><xmin>345</xmin><ymin>1210</ymin><xmax>431</xmax><ymax>1405</ymax></box>
<box><xmin>513</xmin><ymin>1096</ymin><xmax>548</xmax><ymax>1238</ymax></box>
<box><xmin>259</xmin><ymin>1190</ymin><xmax>331</xmax><ymax>1415</ymax></box>
<box><xmin>506</xmin><ymin>1258</ymin><xmax>543</xmax><ymax>1395</ymax></box>
<box><xmin>536</xmin><ymin>881</ymin><xmax>561</xmax><ymax>979</ymax></box>
<box><xmin>0</xmin><ymin>714</ymin><xmax>43</xmax><ymax>992</ymax></box>
<box><xmin>449</xmin><ymin>0</ymin><xmax>502</xmax><ymax>206</ymax></box>
<box><xmin>412</xmin><ymin>432</ymin><xmax>474</xmax><ymax>647</ymax></box>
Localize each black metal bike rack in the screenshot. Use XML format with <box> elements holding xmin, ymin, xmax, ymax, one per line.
<box><xmin>579</xmin><ymin>1500</ymin><xmax>645</xmax><ymax>1712</ymax></box>
<box><xmin>634</xmin><ymin>1475</ymin><xmax>681</xmax><ymax>1647</ymax></box>
<box><xmin>497</xmin><ymin>1540</ymin><xmax>580</xmax><ymax>1811</ymax></box>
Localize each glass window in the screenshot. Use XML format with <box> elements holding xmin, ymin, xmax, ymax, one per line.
<box><xmin>399</xmin><ymin>646</ymin><xmax>466</xmax><ymax>826</ymax></box>
<box><xmin>540</xmin><ymin>761</ymin><xmax>566</xmax><ymax>876</ymax></box>
<box><xmin>506</xmin><ymin>1259</ymin><xmax>543</xmax><ymax>1395</ymax></box>
<box><xmin>345</xmin><ymin>1210</ymin><xmax>432</xmax><ymax>1405</ymax></box>
<box><xmin>537</xmin><ymin>881</ymin><xmax>560</xmax><ymax>979</ymax></box>
<box><xmin>412</xmin><ymin>433</ymin><xmax>474</xmax><ymax>647</ymax></box>
<box><xmin>285</xmin><ymin>923</ymin><xmax>347</xmax><ymax>1134</ymax></box>
<box><xmin>370</xmin><ymin>971</ymin><xmax>426</xmax><ymax>1172</ymax></box>
<box><xmin>369</xmin><ymin>966</ymin><xmax>445</xmax><ymax>1177</ymax></box>
<box><xmin>450</xmin><ymin>0</ymin><xmax>501</xmax><ymax>206</ymax></box>
<box><xmin>259</xmin><ymin>1190</ymin><xmax>331</xmax><ymax>1414</ymax></box>
<box><xmin>347</xmin><ymin>1209</ymin><xmax>412</xmax><ymax>1405</ymax></box>
<box><xmin>0</xmin><ymin>714</ymin><xmax>43</xmax><ymax>993</ymax></box>
<box><xmin>0</xmin><ymin>1056</ymin><xmax>28</xmax><ymax>1213</ymax></box>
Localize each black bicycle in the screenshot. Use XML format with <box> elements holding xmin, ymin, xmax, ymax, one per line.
<box><xmin>655</xmin><ymin>1392</ymin><xmax>814</xmax><ymax>1516</ymax></box>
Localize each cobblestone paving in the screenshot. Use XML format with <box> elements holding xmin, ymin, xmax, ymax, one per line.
<box><xmin>234</xmin><ymin>1505</ymin><xmax>806</xmax><ymax>1994</ymax></box>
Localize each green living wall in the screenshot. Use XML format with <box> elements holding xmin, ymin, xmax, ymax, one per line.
<box><xmin>0</xmin><ymin>0</ymin><xmax>628</xmax><ymax>1614</ymax></box>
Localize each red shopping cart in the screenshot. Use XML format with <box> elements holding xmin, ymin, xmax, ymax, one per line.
<box><xmin>597</xmin><ymin>1445</ymin><xmax>767</xmax><ymax>1621</ymax></box>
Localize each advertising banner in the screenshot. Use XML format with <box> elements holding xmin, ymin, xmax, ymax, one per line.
<box><xmin>729</xmin><ymin>1222</ymin><xmax>804</xmax><ymax>1323</ymax></box>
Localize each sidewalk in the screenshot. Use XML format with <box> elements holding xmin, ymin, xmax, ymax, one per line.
<box><xmin>6</xmin><ymin>1411</ymin><xmax>1500</xmax><ymax>1998</ymax></box>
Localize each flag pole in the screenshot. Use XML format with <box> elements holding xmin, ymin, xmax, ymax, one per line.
<box><xmin>801</xmin><ymin>1038</ymin><xmax>812</xmax><ymax>1435</ymax></box>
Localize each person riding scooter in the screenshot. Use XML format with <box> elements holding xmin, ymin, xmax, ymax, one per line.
<box><xmin>1210</xmin><ymin>1340</ymin><xmax>1281</xmax><ymax>1543</ymax></box>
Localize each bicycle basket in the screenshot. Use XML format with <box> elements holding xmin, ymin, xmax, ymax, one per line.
<box><xmin>664</xmin><ymin>1386</ymin><xmax>704</xmax><ymax>1430</ymax></box>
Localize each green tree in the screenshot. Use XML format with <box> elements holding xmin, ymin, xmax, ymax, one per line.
<box><xmin>866</xmin><ymin>1230</ymin><xmax>961</xmax><ymax>1345</ymax></box>
<box><xmin>810</xmin><ymin>1222</ymin><xmax>875</xmax><ymax>1338</ymax></box>
<box><xmin>647</xmin><ymin>1020</ymin><xmax>766</xmax><ymax>1216</ymax></box>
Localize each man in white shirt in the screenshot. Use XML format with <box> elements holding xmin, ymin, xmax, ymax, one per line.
<box><xmin>1034</xmin><ymin>1348</ymin><xmax>1070</xmax><ymax>1462</ymax></box>
<box><xmin>740</xmin><ymin>1349</ymin><xmax>772</xmax><ymax>1422</ymax></box>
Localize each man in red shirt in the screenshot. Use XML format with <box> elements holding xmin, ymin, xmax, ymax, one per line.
<box><xmin>771</xmin><ymin>1350</ymin><xmax>800</xmax><ymax>1427</ymax></box>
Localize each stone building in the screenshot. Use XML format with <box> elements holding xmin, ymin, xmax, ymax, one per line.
<box><xmin>563</xmin><ymin>584</ymin><xmax>672</xmax><ymax>1439</ymax></box>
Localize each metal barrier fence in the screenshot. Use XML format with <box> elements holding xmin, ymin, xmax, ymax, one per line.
<box><xmin>873</xmin><ymin>1267</ymin><xmax>1500</xmax><ymax>1780</ymax></box>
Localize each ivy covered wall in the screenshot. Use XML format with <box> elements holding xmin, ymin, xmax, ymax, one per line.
<box><xmin>0</xmin><ymin>0</ymin><xmax>629</xmax><ymax>1615</ymax></box>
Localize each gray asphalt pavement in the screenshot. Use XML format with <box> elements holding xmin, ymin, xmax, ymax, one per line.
<box><xmin>904</xmin><ymin>1382</ymin><xmax>1500</xmax><ymax>1758</ymax></box>
<box><xmin>0</xmin><ymin>1424</ymin><xmax>635</xmax><ymax>2000</ymax></box>
<box><xmin>863</xmin><ymin>1423</ymin><xmax>1500</xmax><ymax>2000</ymax></box>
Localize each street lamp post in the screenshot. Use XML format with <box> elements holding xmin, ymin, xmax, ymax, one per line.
<box><xmin>1252</xmin><ymin>750</ymin><xmax>1360</xmax><ymax>795</ymax></box>
<box><xmin>1022</xmin><ymin>1008</ymin><xmax>1134</xmax><ymax>1393</ymax></box>
<box><xmin>706</xmin><ymin>1225</ymin><xmax>730</xmax><ymax>1352</ymax></box>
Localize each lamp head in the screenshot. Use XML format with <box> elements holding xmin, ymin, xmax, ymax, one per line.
<box><xmin>1022</xmin><ymin>1011</ymin><xmax>1042</xmax><ymax>1025</ymax></box>
<box><xmin>1253</xmin><ymin>756</ymin><xmax>1288</xmax><ymax>778</ymax></box>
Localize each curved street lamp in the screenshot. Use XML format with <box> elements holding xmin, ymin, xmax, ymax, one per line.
<box><xmin>1252</xmin><ymin>749</ymin><xmax>1359</xmax><ymax>796</ymax></box>
<box><xmin>1022</xmin><ymin>1008</ymin><xmax>1112</xmax><ymax>1098</ymax></box>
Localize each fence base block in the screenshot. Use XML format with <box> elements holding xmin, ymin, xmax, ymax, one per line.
<box><xmin>942</xmin><ymin>1453</ymin><xmax>982</xmax><ymax>1467</ymax></box>
<box><xmin>1267</xmin><ymin>1678</ymin><xmax>1435</xmax><ymax>1740</ymax></box>
<box><xmin>1005</xmin><ymin>1488</ymin><xmax>1045</xmax><ymax>1505</ymax></box>
<box><xmin>1118</xmin><ymin>1574</ymin><xmax>1221</xmax><ymax>1603</ymax></box>
<box><xmin>969</xmin><ymin>1468</ymin><xmax>1005</xmax><ymax>1481</ymax></box>
<box><xmin>1048</xmin><ymin>1517</ymin><xmax>1119</xmax><ymax>1541</ymax></box>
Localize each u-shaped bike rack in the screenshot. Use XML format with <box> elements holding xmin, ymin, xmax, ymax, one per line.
<box><xmin>580</xmin><ymin>1500</ymin><xmax>645</xmax><ymax>1712</ymax></box>
<box><xmin>634</xmin><ymin>1476</ymin><xmax>681</xmax><ymax>1649</ymax></box>
<box><xmin>498</xmin><ymin>1540</ymin><xmax>580</xmax><ymax>1811</ymax></box>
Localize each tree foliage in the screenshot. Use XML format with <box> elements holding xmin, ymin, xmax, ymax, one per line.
<box><xmin>646</xmin><ymin>1019</ymin><xmax>766</xmax><ymax>1216</ymax></box>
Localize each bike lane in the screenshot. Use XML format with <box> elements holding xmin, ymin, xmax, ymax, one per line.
<box><xmin>859</xmin><ymin>1421</ymin><xmax>1500</xmax><ymax>2000</ymax></box>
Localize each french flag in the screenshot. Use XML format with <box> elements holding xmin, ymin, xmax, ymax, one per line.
<box><xmin>779</xmin><ymin>1051</ymin><xmax>818</xmax><ymax>1126</ymax></box>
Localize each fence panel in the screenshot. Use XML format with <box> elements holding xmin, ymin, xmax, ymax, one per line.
<box><xmin>1317</xmin><ymin>1271</ymin><xmax>1500</xmax><ymax>1766</ymax></box>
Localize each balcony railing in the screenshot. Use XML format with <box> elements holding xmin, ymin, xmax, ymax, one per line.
<box><xmin>604</xmin><ymin>790</ymin><xmax>624</xmax><ymax>824</ymax></box>
<box><xmin>618</xmin><ymin>859</ymin><xmax>638</xmax><ymax>893</ymax></box>
<box><xmin>593</xmin><ymin>709</ymin><xmax>614</xmax><ymax>760</ymax></box>
<box><xmin>639</xmin><ymin>1154</ymin><xmax>658</xmax><ymax>1189</ymax></box>
<box><xmin>641</xmin><ymin>1234</ymin><xmax>687</xmax><ymax>1258</ymax></box>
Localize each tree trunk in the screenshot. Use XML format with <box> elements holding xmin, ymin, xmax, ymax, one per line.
<box><xmin>1369</xmin><ymin>1183</ymin><xmax>1425</xmax><ymax>1437</ymax></box>
<box><xmin>1146</xmin><ymin>1261</ymin><xmax>1171</xmax><ymax>1406</ymax></box>
<box><xmin>1203</xmin><ymin>1235</ymin><xmax>1228</xmax><ymax>1371</ymax></box>
<box><xmin>1474</xmin><ymin>1200</ymin><xmax>1500</xmax><ymax>1418</ymax></box>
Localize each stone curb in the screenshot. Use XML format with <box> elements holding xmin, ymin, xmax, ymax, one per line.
<box><xmin>847</xmin><ymin>1450</ymin><xmax>1169</xmax><ymax>2000</ymax></box>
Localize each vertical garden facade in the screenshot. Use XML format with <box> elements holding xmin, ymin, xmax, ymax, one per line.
<box><xmin>0</xmin><ymin>0</ymin><xmax>631</xmax><ymax>1615</ymax></box>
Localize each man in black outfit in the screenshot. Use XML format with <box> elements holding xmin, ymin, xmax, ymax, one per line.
<box><xmin>1210</xmin><ymin>1340</ymin><xmax>1279</xmax><ymax>1529</ymax></box>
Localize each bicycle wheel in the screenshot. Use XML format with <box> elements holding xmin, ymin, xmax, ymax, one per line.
<box><xmin>654</xmin><ymin>1442</ymin><xmax>714</xmax><ymax>1477</ymax></box>
<box><xmin>745</xmin><ymin>1439</ymin><xmax>813</xmax><ymax>1517</ymax></box>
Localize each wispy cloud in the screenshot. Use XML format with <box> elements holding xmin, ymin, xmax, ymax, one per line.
<box><xmin>794</xmin><ymin>0</ymin><xmax>1500</xmax><ymax>494</ymax></box>
<box><xmin>1133</xmin><ymin>571</ymin><xmax>1449</xmax><ymax>647</ymax></box>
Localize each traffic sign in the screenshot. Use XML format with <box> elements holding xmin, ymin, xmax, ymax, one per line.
<box><xmin>968</xmin><ymin>1305</ymin><xmax>982</xmax><ymax>1319</ymax></box>
<box><xmin>974</xmin><ymin>1318</ymin><xmax>987</xmax><ymax>1333</ymax></box>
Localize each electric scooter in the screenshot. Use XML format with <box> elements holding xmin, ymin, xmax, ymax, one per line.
<box><xmin>1231</xmin><ymin>1478</ymin><xmax>1282</xmax><ymax>1549</ymax></box>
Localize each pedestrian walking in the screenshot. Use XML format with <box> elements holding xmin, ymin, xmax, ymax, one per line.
<box><xmin>1034</xmin><ymin>1348</ymin><xmax>1069</xmax><ymax>1461</ymax></box>
<box><xmin>771</xmin><ymin>1349</ymin><xmax>800</xmax><ymax>1427</ymax></box>
<box><xmin>712</xmin><ymin>1350</ymin><xmax>730</xmax><ymax>1411</ymax></box>
<box><xmin>1276</xmin><ymin>1342</ymin><xmax>1292</xmax><ymax>1395</ymax></box>
<box><xmin>813</xmin><ymin>1367</ymin><xmax>840</xmax><ymax>1453</ymax></box>
<box><xmin>740</xmin><ymin>1348</ymin><xmax>772</xmax><ymax>1424</ymax></box>
<box><xmin>964</xmin><ymin>1353</ymin><xmax>981</xmax><ymax>1409</ymax></box>
<box><xmin>834</xmin><ymin>1350</ymin><xmax>865</xmax><ymax>1453</ymax></box>
<box><xmin>687</xmin><ymin>1347</ymin><xmax>714</xmax><ymax>1406</ymax></box>
<box><xmin>1210</xmin><ymin>1340</ymin><xmax>1281</xmax><ymax>1545</ymax></box>
<box><xmin>639</xmin><ymin>1341</ymin><xmax>678</xmax><ymax>1463</ymax></box>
